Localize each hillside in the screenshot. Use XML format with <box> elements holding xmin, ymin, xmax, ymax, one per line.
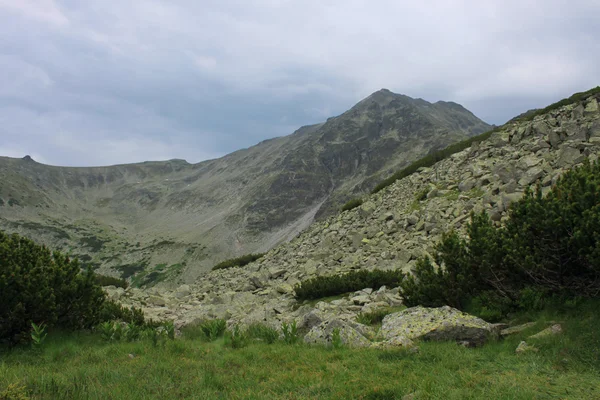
<box><xmin>111</xmin><ymin>90</ymin><xmax>600</xmax><ymax>328</ymax></box>
<box><xmin>0</xmin><ymin>89</ymin><xmax>489</xmax><ymax>285</ymax></box>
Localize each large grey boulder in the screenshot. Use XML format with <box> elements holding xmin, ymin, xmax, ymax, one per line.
<box><xmin>304</xmin><ymin>319</ymin><xmax>373</xmax><ymax>348</ymax></box>
<box><xmin>381</xmin><ymin>306</ymin><xmax>496</xmax><ymax>346</ymax></box>
<box><xmin>557</xmin><ymin>146</ymin><xmax>585</xmax><ymax>167</ymax></box>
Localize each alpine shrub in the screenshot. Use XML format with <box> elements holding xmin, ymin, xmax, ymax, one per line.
<box><xmin>341</xmin><ymin>198</ymin><xmax>363</xmax><ymax>212</ymax></box>
<box><xmin>400</xmin><ymin>159</ymin><xmax>600</xmax><ymax>316</ymax></box>
<box><xmin>212</xmin><ymin>253</ymin><xmax>266</xmax><ymax>271</ymax></box>
<box><xmin>294</xmin><ymin>269</ymin><xmax>403</xmax><ymax>301</ymax></box>
<box><xmin>0</xmin><ymin>231</ymin><xmax>106</xmax><ymax>345</ymax></box>
<box><xmin>94</xmin><ymin>274</ymin><xmax>128</xmax><ymax>289</ymax></box>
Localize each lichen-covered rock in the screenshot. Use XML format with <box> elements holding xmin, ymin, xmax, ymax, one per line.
<box><xmin>304</xmin><ymin>319</ymin><xmax>373</xmax><ymax>348</ymax></box>
<box><xmin>529</xmin><ymin>324</ymin><xmax>562</xmax><ymax>339</ymax></box>
<box><xmin>515</xmin><ymin>341</ymin><xmax>538</xmax><ymax>354</ymax></box>
<box><xmin>381</xmin><ymin>306</ymin><xmax>495</xmax><ymax>346</ymax></box>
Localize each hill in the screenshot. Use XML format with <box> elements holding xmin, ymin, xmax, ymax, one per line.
<box><xmin>0</xmin><ymin>89</ymin><xmax>489</xmax><ymax>285</ymax></box>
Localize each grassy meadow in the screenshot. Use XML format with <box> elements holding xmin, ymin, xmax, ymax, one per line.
<box><xmin>1</xmin><ymin>302</ymin><xmax>599</xmax><ymax>400</ymax></box>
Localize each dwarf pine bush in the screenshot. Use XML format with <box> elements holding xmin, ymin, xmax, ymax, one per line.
<box><xmin>401</xmin><ymin>159</ymin><xmax>600</xmax><ymax>316</ymax></box>
<box><xmin>0</xmin><ymin>231</ymin><xmax>106</xmax><ymax>345</ymax></box>
<box><xmin>340</xmin><ymin>198</ymin><xmax>363</xmax><ymax>212</ymax></box>
<box><xmin>212</xmin><ymin>253</ymin><xmax>266</xmax><ymax>271</ymax></box>
<box><xmin>294</xmin><ymin>269</ymin><xmax>403</xmax><ymax>301</ymax></box>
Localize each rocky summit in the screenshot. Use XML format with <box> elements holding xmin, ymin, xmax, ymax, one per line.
<box><xmin>104</xmin><ymin>91</ymin><xmax>600</xmax><ymax>347</ymax></box>
<box><xmin>0</xmin><ymin>89</ymin><xmax>488</xmax><ymax>284</ymax></box>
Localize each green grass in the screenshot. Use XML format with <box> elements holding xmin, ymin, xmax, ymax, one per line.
<box><xmin>1</xmin><ymin>303</ymin><xmax>599</xmax><ymax>399</ymax></box>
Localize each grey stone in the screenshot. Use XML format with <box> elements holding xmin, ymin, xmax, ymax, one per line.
<box><xmin>529</xmin><ymin>324</ymin><xmax>562</xmax><ymax>339</ymax></box>
<box><xmin>381</xmin><ymin>306</ymin><xmax>495</xmax><ymax>347</ymax></box>
<box><xmin>500</xmin><ymin>322</ymin><xmax>536</xmax><ymax>337</ymax></box>
<box><xmin>557</xmin><ymin>146</ymin><xmax>585</xmax><ymax>167</ymax></box>
<box><xmin>518</xmin><ymin>167</ymin><xmax>544</xmax><ymax>186</ymax></box>
<box><xmin>515</xmin><ymin>341</ymin><xmax>538</xmax><ymax>354</ymax></box>
<box><xmin>304</xmin><ymin>319</ymin><xmax>372</xmax><ymax>348</ymax></box>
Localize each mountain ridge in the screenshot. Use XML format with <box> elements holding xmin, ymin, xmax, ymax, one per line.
<box><xmin>0</xmin><ymin>89</ymin><xmax>490</xmax><ymax>285</ymax></box>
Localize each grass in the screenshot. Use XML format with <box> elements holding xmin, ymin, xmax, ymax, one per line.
<box><xmin>1</xmin><ymin>302</ymin><xmax>599</xmax><ymax>399</ymax></box>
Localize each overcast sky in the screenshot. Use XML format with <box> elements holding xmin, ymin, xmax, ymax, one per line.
<box><xmin>0</xmin><ymin>0</ymin><xmax>598</xmax><ymax>166</ymax></box>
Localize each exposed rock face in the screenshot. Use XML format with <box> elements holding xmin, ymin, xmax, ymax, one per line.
<box><xmin>0</xmin><ymin>90</ymin><xmax>489</xmax><ymax>283</ymax></box>
<box><xmin>380</xmin><ymin>306</ymin><xmax>495</xmax><ymax>346</ymax></box>
<box><xmin>304</xmin><ymin>319</ymin><xmax>374</xmax><ymax>348</ymax></box>
<box><xmin>106</xmin><ymin>92</ymin><xmax>600</xmax><ymax>336</ymax></box>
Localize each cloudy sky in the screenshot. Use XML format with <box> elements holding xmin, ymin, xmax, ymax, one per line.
<box><xmin>0</xmin><ymin>0</ymin><xmax>598</xmax><ymax>166</ymax></box>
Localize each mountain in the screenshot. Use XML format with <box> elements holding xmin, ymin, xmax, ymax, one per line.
<box><xmin>0</xmin><ymin>89</ymin><xmax>490</xmax><ymax>285</ymax></box>
<box><xmin>109</xmin><ymin>90</ymin><xmax>600</xmax><ymax>328</ymax></box>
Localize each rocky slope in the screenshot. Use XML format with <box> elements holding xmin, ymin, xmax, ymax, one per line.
<box><xmin>109</xmin><ymin>92</ymin><xmax>600</xmax><ymax>343</ymax></box>
<box><xmin>0</xmin><ymin>90</ymin><xmax>489</xmax><ymax>284</ymax></box>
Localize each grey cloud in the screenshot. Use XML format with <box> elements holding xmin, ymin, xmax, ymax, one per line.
<box><xmin>0</xmin><ymin>0</ymin><xmax>599</xmax><ymax>166</ymax></box>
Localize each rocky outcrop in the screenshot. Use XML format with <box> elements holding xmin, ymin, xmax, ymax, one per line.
<box><xmin>380</xmin><ymin>306</ymin><xmax>496</xmax><ymax>347</ymax></box>
<box><xmin>109</xmin><ymin>92</ymin><xmax>599</xmax><ymax>342</ymax></box>
<box><xmin>304</xmin><ymin>319</ymin><xmax>374</xmax><ymax>348</ymax></box>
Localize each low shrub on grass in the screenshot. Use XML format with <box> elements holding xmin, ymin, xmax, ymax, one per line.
<box><xmin>212</xmin><ymin>253</ymin><xmax>266</xmax><ymax>271</ymax></box>
<box><xmin>224</xmin><ymin>325</ymin><xmax>248</xmax><ymax>349</ymax></box>
<box><xmin>294</xmin><ymin>269</ymin><xmax>403</xmax><ymax>301</ymax></box>
<box><xmin>94</xmin><ymin>274</ymin><xmax>128</xmax><ymax>289</ymax></box>
<box><xmin>340</xmin><ymin>198</ymin><xmax>363</xmax><ymax>212</ymax></box>
<box><xmin>282</xmin><ymin>321</ymin><xmax>299</xmax><ymax>345</ymax></box>
<box><xmin>0</xmin><ymin>231</ymin><xmax>105</xmax><ymax>345</ymax></box>
<box><xmin>356</xmin><ymin>308</ymin><xmax>399</xmax><ymax>326</ymax></box>
<box><xmin>186</xmin><ymin>319</ymin><xmax>227</xmax><ymax>341</ymax></box>
<box><xmin>246</xmin><ymin>323</ymin><xmax>279</xmax><ymax>344</ymax></box>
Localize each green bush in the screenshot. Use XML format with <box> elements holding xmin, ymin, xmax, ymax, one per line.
<box><xmin>294</xmin><ymin>269</ymin><xmax>403</xmax><ymax>301</ymax></box>
<box><xmin>341</xmin><ymin>198</ymin><xmax>363</xmax><ymax>212</ymax></box>
<box><xmin>97</xmin><ymin>300</ymin><xmax>149</xmax><ymax>327</ymax></box>
<box><xmin>356</xmin><ymin>308</ymin><xmax>396</xmax><ymax>326</ymax></box>
<box><xmin>94</xmin><ymin>274</ymin><xmax>128</xmax><ymax>289</ymax></box>
<box><xmin>185</xmin><ymin>319</ymin><xmax>228</xmax><ymax>341</ymax></box>
<box><xmin>0</xmin><ymin>231</ymin><xmax>106</xmax><ymax>345</ymax></box>
<box><xmin>212</xmin><ymin>253</ymin><xmax>266</xmax><ymax>271</ymax></box>
<box><xmin>401</xmin><ymin>159</ymin><xmax>600</xmax><ymax>316</ymax></box>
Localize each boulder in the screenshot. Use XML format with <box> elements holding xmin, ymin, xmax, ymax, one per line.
<box><xmin>557</xmin><ymin>146</ymin><xmax>585</xmax><ymax>167</ymax></box>
<box><xmin>529</xmin><ymin>324</ymin><xmax>562</xmax><ymax>339</ymax></box>
<box><xmin>358</xmin><ymin>201</ymin><xmax>377</xmax><ymax>218</ymax></box>
<box><xmin>515</xmin><ymin>341</ymin><xmax>538</xmax><ymax>354</ymax></box>
<box><xmin>147</xmin><ymin>295</ymin><xmax>167</xmax><ymax>307</ymax></box>
<box><xmin>381</xmin><ymin>306</ymin><xmax>496</xmax><ymax>346</ymax></box>
<box><xmin>304</xmin><ymin>319</ymin><xmax>372</xmax><ymax>348</ymax></box>
<box><xmin>500</xmin><ymin>322</ymin><xmax>536</xmax><ymax>337</ymax></box>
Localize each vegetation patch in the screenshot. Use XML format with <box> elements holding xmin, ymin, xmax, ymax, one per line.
<box><xmin>356</xmin><ymin>306</ymin><xmax>406</xmax><ymax>326</ymax></box>
<box><xmin>401</xmin><ymin>160</ymin><xmax>600</xmax><ymax>320</ymax></box>
<box><xmin>16</xmin><ymin>221</ymin><xmax>71</xmax><ymax>240</ymax></box>
<box><xmin>131</xmin><ymin>263</ymin><xmax>185</xmax><ymax>288</ymax></box>
<box><xmin>340</xmin><ymin>197</ymin><xmax>363</xmax><ymax>212</ymax></box>
<box><xmin>95</xmin><ymin>274</ymin><xmax>129</xmax><ymax>289</ymax></box>
<box><xmin>212</xmin><ymin>253</ymin><xmax>266</xmax><ymax>271</ymax></box>
<box><xmin>116</xmin><ymin>263</ymin><xmax>147</xmax><ymax>280</ymax></box>
<box><xmin>1</xmin><ymin>301</ymin><xmax>599</xmax><ymax>399</ymax></box>
<box><xmin>79</xmin><ymin>235</ymin><xmax>107</xmax><ymax>252</ymax></box>
<box><xmin>294</xmin><ymin>269</ymin><xmax>403</xmax><ymax>301</ymax></box>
